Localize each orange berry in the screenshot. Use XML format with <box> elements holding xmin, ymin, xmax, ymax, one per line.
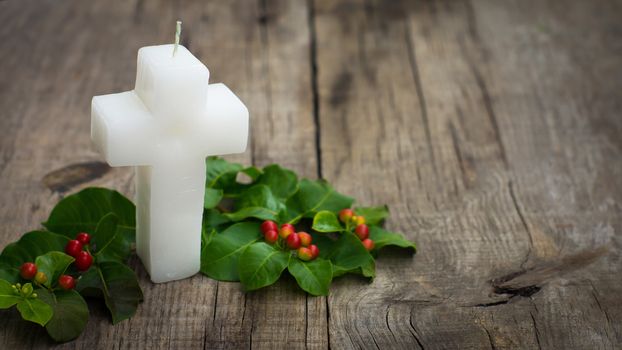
<box><xmin>298</xmin><ymin>232</ymin><xmax>312</xmax><ymax>247</ymax></box>
<box><xmin>34</xmin><ymin>271</ymin><xmax>48</xmax><ymax>284</ymax></box>
<box><xmin>279</xmin><ymin>226</ymin><xmax>294</xmax><ymax>239</ymax></box>
<box><xmin>339</xmin><ymin>209</ymin><xmax>354</xmax><ymax>223</ymax></box>
<box><xmin>297</xmin><ymin>247</ymin><xmax>313</xmax><ymax>261</ymax></box>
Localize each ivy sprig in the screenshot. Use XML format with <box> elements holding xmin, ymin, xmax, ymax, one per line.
<box><xmin>200</xmin><ymin>157</ymin><xmax>416</xmax><ymax>295</ymax></box>
<box><xmin>0</xmin><ymin>189</ymin><xmax>141</xmax><ymax>342</ymax></box>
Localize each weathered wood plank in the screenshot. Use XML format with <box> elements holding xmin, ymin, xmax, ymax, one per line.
<box><xmin>468</xmin><ymin>1</ymin><xmax>622</xmax><ymax>348</ymax></box>
<box><xmin>200</xmin><ymin>1</ymin><xmax>324</xmax><ymax>349</ymax></box>
<box><xmin>315</xmin><ymin>0</ymin><xmax>622</xmax><ymax>349</ymax></box>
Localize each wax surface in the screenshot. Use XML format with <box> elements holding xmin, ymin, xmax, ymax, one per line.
<box><xmin>91</xmin><ymin>44</ymin><xmax>248</xmax><ymax>283</ymax></box>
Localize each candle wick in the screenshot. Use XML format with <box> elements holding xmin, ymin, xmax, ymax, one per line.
<box><xmin>173</xmin><ymin>20</ymin><xmax>182</xmax><ymax>57</ymax></box>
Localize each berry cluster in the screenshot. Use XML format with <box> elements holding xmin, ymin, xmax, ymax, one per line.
<box><xmin>65</xmin><ymin>233</ymin><xmax>93</xmax><ymax>271</ymax></box>
<box><xmin>18</xmin><ymin>232</ymin><xmax>93</xmax><ymax>291</ymax></box>
<box><xmin>339</xmin><ymin>209</ymin><xmax>374</xmax><ymax>251</ymax></box>
<box><xmin>261</xmin><ymin>221</ymin><xmax>320</xmax><ymax>261</ymax></box>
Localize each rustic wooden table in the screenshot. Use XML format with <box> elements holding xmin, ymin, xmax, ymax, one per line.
<box><xmin>1</xmin><ymin>0</ymin><xmax>621</xmax><ymax>349</ymax></box>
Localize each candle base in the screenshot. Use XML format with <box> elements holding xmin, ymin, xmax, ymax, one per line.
<box><xmin>135</xmin><ymin>161</ymin><xmax>204</xmax><ymax>283</ymax></box>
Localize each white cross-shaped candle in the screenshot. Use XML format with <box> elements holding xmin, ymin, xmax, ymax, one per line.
<box><xmin>91</xmin><ymin>25</ymin><xmax>248</xmax><ymax>283</ymax></box>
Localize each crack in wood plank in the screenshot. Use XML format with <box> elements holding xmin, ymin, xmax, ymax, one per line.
<box><xmin>529</xmin><ymin>311</ymin><xmax>542</xmax><ymax>350</ymax></box>
<box><xmin>404</xmin><ymin>20</ymin><xmax>438</xmax><ymax>178</ymax></box>
<box><xmin>408</xmin><ymin>311</ymin><xmax>426</xmax><ymax>350</ymax></box>
<box><xmin>307</xmin><ymin>0</ymin><xmax>322</xmax><ymax>180</ymax></box>
<box><xmin>482</xmin><ymin>325</ymin><xmax>497</xmax><ymax>350</ymax></box>
<box><xmin>492</xmin><ymin>246</ymin><xmax>608</xmax><ymax>297</ymax></box>
<box><xmin>462</xmin><ymin>0</ymin><xmax>508</xmax><ymax>168</ymax></box>
<box><xmin>589</xmin><ymin>280</ymin><xmax>613</xmax><ymax>340</ymax></box>
<box><xmin>509</xmin><ymin>180</ymin><xmax>534</xmax><ymax>269</ymax></box>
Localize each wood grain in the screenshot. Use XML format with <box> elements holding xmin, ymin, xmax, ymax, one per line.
<box><xmin>315</xmin><ymin>0</ymin><xmax>622</xmax><ymax>348</ymax></box>
<box><xmin>0</xmin><ymin>0</ymin><xmax>620</xmax><ymax>349</ymax></box>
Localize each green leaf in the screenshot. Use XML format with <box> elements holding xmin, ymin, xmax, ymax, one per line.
<box><xmin>354</xmin><ymin>206</ymin><xmax>389</xmax><ymax>226</ymax></box>
<box><xmin>0</xmin><ymin>279</ymin><xmax>21</xmax><ymax>308</ymax></box>
<box><xmin>224</xmin><ymin>207</ymin><xmax>279</xmax><ymax>222</ymax></box>
<box><xmin>312</xmin><ymin>211</ymin><xmax>344</xmax><ymax>233</ymax></box>
<box><xmin>288</xmin><ymin>258</ymin><xmax>332</xmax><ymax>296</ymax></box>
<box><xmin>16</xmin><ymin>297</ymin><xmax>53</xmax><ymax>326</ymax></box>
<box><xmin>370</xmin><ymin>226</ymin><xmax>416</xmax><ymax>252</ymax></box>
<box><xmin>0</xmin><ymin>231</ymin><xmax>69</xmax><ymax>273</ymax></box>
<box><xmin>76</xmin><ymin>261</ymin><xmax>143</xmax><ymax>324</ymax></box>
<box><xmin>206</xmin><ymin>157</ymin><xmax>261</xmax><ymax>196</ymax></box>
<box><xmin>203</xmin><ymin>208</ymin><xmax>231</xmax><ymax>233</ymax></box>
<box><xmin>43</xmin><ymin>188</ymin><xmax>136</xmax><ymax>245</ymax></box>
<box><xmin>200</xmin><ymin>222</ymin><xmax>262</xmax><ymax>281</ymax></box>
<box><xmin>206</xmin><ymin>156</ymin><xmax>243</xmax><ymax>188</ymax></box>
<box><xmin>312</xmin><ymin>233</ymin><xmax>375</xmax><ymax>278</ymax></box>
<box><xmin>285</xmin><ymin>179</ymin><xmax>354</xmax><ymax>223</ymax></box>
<box><xmin>256</xmin><ymin>164</ymin><xmax>298</xmax><ymax>199</ymax></box>
<box><xmin>201</xmin><ymin>229</ymin><xmax>216</xmax><ymax>250</ymax></box>
<box><xmin>204</xmin><ymin>188</ymin><xmax>223</xmax><ymax>209</ymax></box>
<box><xmin>34</xmin><ymin>252</ymin><xmax>74</xmax><ymax>288</ymax></box>
<box><xmin>38</xmin><ymin>289</ymin><xmax>89</xmax><ymax>342</ymax></box>
<box><xmin>239</xmin><ymin>243</ymin><xmax>290</xmax><ymax>291</ymax></box>
<box><xmin>359</xmin><ymin>259</ymin><xmax>376</xmax><ymax>278</ymax></box>
<box><xmin>91</xmin><ymin>213</ymin><xmax>130</xmax><ymax>263</ymax></box>
<box><xmin>202</xmin><ymin>210</ymin><xmax>230</xmax><ymax>251</ymax></box>
<box><xmin>0</xmin><ymin>263</ymin><xmax>19</xmax><ymax>284</ymax></box>
<box><xmin>240</xmin><ymin>166</ymin><xmax>262</xmax><ymax>182</ymax></box>
<box><xmin>224</xmin><ymin>185</ymin><xmax>284</xmax><ymax>222</ymax></box>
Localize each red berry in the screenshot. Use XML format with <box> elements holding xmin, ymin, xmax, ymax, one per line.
<box><xmin>279</xmin><ymin>224</ymin><xmax>295</xmax><ymax>239</ymax></box>
<box><xmin>34</xmin><ymin>271</ymin><xmax>48</xmax><ymax>284</ymax></box>
<box><xmin>261</xmin><ymin>220</ymin><xmax>278</xmax><ymax>234</ymax></box>
<box><xmin>65</xmin><ymin>240</ymin><xmax>83</xmax><ymax>258</ymax></box>
<box><xmin>76</xmin><ymin>232</ymin><xmax>91</xmax><ymax>245</ymax></box>
<box><xmin>309</xmin><ymin>244</ymin><xmax>319</xmax><ymax>259</ymax></box>
<box><xmin>75</xmin><ymin>251</ymin><xmax>93</xmax><ymax>271</ymax></box>
<box><xmin>297</xmin><ymin>247</ymin><xmax>313</xmax><ymax>261</ymax></box>
<box><xmin>19</xmin><ymin>262</ymin><xmax>37</xmax><ymax>280</ymax></box>
<box><xmin>355</xmin><ymin>224</ymin><xmax>369</xmax><ymax>241</ymax></box>
<box><xmin>286</xmin><ymin>233</ymin><xmax>302</xmax><ymax>250</ymax></box>
<box><xmin>362</xmin><ymin>239</ymin><xmax>375</xmax><ymax>251</ymax></box>
<box><xmin>339</xmin><ymin>209</ymin><xmax>354</xmax><ymax>223</ymax></box>
<box><xmin>298</xmin><ymin>232</ymin><xmax>312</xmax><ymax>247</ymax></box>
<box><xmin>264</xmin><ymin>230</ymin><xmax>279</xmax><ymax>244</ymax></box>
<box><xmin>58</xmin><ymin>275</ymin><xmax>76</xmax><ymax>290</ymax></box>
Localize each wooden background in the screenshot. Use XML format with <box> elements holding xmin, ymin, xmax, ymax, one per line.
<box><xmin>1</xmin><ymin>0</ymin><xmax>621</xmax><ymax>348</ymax></box>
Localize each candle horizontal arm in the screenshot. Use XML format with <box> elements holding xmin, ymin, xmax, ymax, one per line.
<box><xmin>198</xmin><ymin>83</ymin><xmax>249</xmax><ymax>156</ymax></box>
<box><xmin>91</xmin><ymin>91</ymin><xmax>157</xmax><ymax>166</ymax></box>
